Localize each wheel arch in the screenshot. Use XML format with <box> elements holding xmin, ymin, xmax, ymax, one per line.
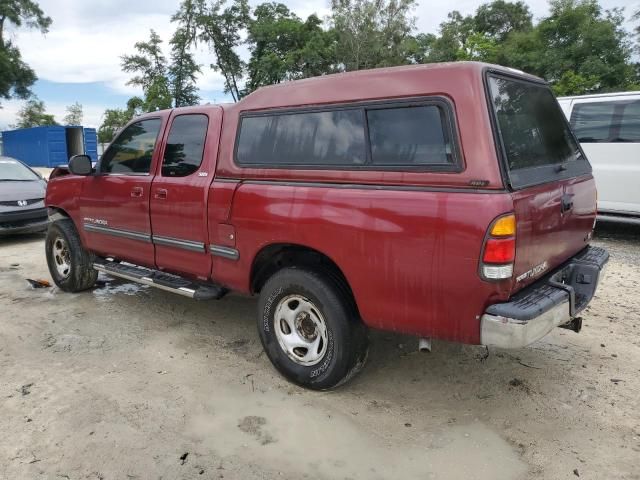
<box><xmin>47</xmin><ymin>206</ymin><xmax>71</xmax><ymax>222</ymax></box>
<box><xmin>250</xmin><ymin>243</ymin><xmax>360</xmax><ymax>317</ymax></box>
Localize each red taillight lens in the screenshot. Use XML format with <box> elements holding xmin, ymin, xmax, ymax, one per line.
<box><xmin>483</xmin><ymin>237</ymin><xmax>516</xmax><ymax>264</ymax></box>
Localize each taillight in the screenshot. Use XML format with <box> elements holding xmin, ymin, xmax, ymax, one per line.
<box><xmin>481</xmin><ymin>213</ymin><xmax>516</xmax><ymax>281</ymax></box>
<box><xmin>483</xmin><ymin>238</ymin><xmax>516</xmax><ymax>263</ymax></box>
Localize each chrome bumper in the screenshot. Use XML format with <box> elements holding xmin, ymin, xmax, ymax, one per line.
<box><xmin>481</xmin><ymin>246</ymin><xmax>608</xmax><ymax>349</ymax></box>
<box><xmin>481</xmin><ymin>302</ymin><xmax>571</xmax><ymax>348</ymax></box>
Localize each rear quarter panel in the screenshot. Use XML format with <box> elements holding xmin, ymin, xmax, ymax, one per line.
<box><xmin>212</xmin><ymin>183</ymin><xmax>514</xmax><ymax>343</ymax></box>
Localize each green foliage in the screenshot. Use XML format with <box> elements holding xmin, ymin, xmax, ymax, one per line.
<box><xmin>0</xmin><ymin>43</ymin><xmax>35</xmax><ymax>100</ymax></box>
<box><xmin>417</xmin><ymin>2</ymin><xmax>532</xmax><ymax>63</ymax></box>
<box><xmin>12</xmin><ymin>96</ymin><xmax>57</xmax><ymax>128</ymax></box>
<box><xmin>244</xmin><ymin>3</ymin><xmax>335</xmax><ymax>94</ymax></box>
<box><xmin>115</xmin><ymin>0</ymin><xmax>639</xmax><ymax>106</ymax></box>
<box><xmin>63</xmin><ymin>102</ymin><xmax>83</xmax><ymax>126</ymax></box>
<box><xmin>330</xmin><ymin>0</ymin><xmax>416</xmax><ymax>71</ymax></box>
<box><xmin>551</xmin><ymin>70</ymin><xmax>600</xmax><ymax>95</ymax></box>
<box><xmin>533</xmin><ymin>0</ymin><xmax>633</xmax><ymax>93</ymax></box>
<box><xmin>0</xmin><ymin>0</ymin><xmax>51</xmax><ymax>104</ymax></box>
<box><xmin>425</xmin><ymin>11</ymin><xmax>476</xmax><ymax>62</ymax></box>
<box><xmin>192</xmin><ymin>0</ymin><xmax>251</xmax><ymax>102</ymax></box>
<box><xmin>455</xmin><ymin>32</ymin><xmax>500</xmax><ymax>62</ymax></box>
<box><xmin>474</xmin><ymin>0</ymin><xmax>532</xmax><ymax>40</ymax></box>
<box><xmin>0</xmin><ymin>0</ymin><xmax>51</xmax><ymax>42</ymax></box>
<box><xmin>416</xmin><ymin>0</ymin><xmax>635</xmax><ymax>96</ymax></box>
<box><xmin>170</xmin><ymin>0</ymin><xmax>201</xmax><ymax>107</ymax></box>
<box><xmin>97</xmin><ymin>101</ymin><xmax>142</xmax><ymax>147</ymax></box>
<box><xmin>121</xmin><ymin>30</ymin><xmax>173</xmax><ymax>112</ymax></box>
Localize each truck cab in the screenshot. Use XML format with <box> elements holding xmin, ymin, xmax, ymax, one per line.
<box><xmin>44</xmin><ymin>62</ymin><xmax>608</xmax><ymax>390</ymax></box>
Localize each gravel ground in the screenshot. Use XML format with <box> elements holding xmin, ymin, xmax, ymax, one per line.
<box><xmin>1</xmin><ymin>222</ymin><xmax>639</xmax><ymax>480</ymax></box>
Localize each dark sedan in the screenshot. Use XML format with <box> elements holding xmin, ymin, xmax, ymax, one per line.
<box><xmin>0</xmin><ymin>156</ymin><xmax>49</xmax><ymax>236</ymax></box>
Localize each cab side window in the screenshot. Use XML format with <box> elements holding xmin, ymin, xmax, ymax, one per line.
<box><xmin>162</xmin><ymin>114</ymin><xmax>209</xmax><ymax>177</ymax></box>
<box><xmin>100</xmin><ymin>119</ymin><xmax>162</xmax><ymax>174</ymax></box>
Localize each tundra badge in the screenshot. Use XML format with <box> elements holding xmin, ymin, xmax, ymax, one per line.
<box><xmin>516</xmin><ymin>261</ymin><xmax>549</xmax><ymax>283</ymax></box>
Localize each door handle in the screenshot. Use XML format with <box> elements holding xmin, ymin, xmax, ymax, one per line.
<box><xmin>154</xmin><ymin>188</ymin><xmax>168</xmax><ymax>200</ymax></box>
<box><xmin>561</xmin><ymin>193</ymin><xmax>574</xmax><ymax>214</ymax></box>
<box><xmin>131</xmin><ymin>187</ymin><xmax>143</xmax><ymax>198</ymax></box>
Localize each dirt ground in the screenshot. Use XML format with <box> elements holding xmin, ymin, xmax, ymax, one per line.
<box><xmin>1</xmin><ymin>222</ymin><xmax>639</xmax><ymax>480</ymax></box>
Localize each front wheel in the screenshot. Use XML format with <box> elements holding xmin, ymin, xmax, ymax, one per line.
<box><xmin>45</xmin><ymin>219</ymin><xmax>98</xmax><ymax>292</ymax></box>
<box><xmin>257</xmin><ymin>268</ymin><xmax>368</xmax><ymax>390</ymax></box>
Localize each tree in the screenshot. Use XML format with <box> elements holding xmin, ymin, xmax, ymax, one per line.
<box><xmin>193</xmin><ymin>0</ymin><xmax>251</xmax><ymax>102</ymax></box>
<box><xmin>427</xmin><ymin>11</ymin><xmax>476</xmax><ymax>62</ymax></box>
<box><xmin>0</xmin><ymin>0</ymin><xmax>51</xmax><ymax>104</ymax></box>
<box><xmin>330</xmin><ymin>0</ymin><xmax>417</xmax><ymax>71</ymax></box>
<box><xmin>474</xmin><ymin>0</ymin><xmax>532</xmax><ymax>41</ymax></box>
<box><xmin>504</xmin><ymin>0</ymin><xmax>636</xmax><ymax>94</ymax></box>
<box><xmin>633</xmin><ymin>9</ymin><xmax>639</xmax><ymax>53</ymax></box>
<box><xmin>244</xmin><ymin>3</ymin><xmax>336</xmax><ymax>94</ymax></box>
<box><xmin>417</xmin><ymin>0</ymin><xmax>636</xmax><ymax>95</ymax></box>
<box><xmin>121</xmin><ymin>30</ymin><xmax>173</xmax><ymax>111</ymax></box>
<box><xmin>63</xmin><ymin>102</ymin><xmax>83</xmax><ymax>125</ymax></box>
<box><xmin>97</xmin><ymin>96</ymin><xmax>145</xmax><ymax>147</ymax></box>
<box><xmin>416</xmin><ymin>1</ymin><xmax>531</xmax><ymax>63</ymax></box>
<box><xmin>98</xmin><ymin>109</ymin><xmax>129</xmax><ymax>147</ymax></box>
<box><xmin>170</xmin><ymin>0</ymin><xmax>201</xmax><ymax>107</ymax></box>
<box><xmin>13</xmin><ymin>96</ymin><xmax>57</xmax><ymax>128</ymax></box>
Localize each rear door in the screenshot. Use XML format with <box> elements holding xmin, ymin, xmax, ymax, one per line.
<box><xmin>568</xmin><ymin>97</ymin><xmax>640</xmax><ymax>215</ymax></box>
<box><xmin>150</xmin><ymin>107</ymin><xmax>223</xmax><ymax>280</ymax></box>
<box><xmin>487</xmin><ymin>74</ymin><xmax>596</xmax><ymax>291</ymax></box>
<box><xmin>79</xmin><ymin>116</ymin><xmax>166</xmax><ymax>267</ymax></box>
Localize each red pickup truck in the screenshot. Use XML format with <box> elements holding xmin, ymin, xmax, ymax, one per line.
<box><xmin>45</xmin><ymin>62</ymin><xmax>608</xmax><ymax>389</ymax></box>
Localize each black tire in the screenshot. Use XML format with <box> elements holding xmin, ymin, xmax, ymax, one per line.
<box><xmin>257</xmin><ymin>268</ymin><xmax>368</xmax><ymax>390</ymax></box>
<box><xmin>45</xmin><ymin>219</ymin><xmax>98</xmax><ymax>292</ymax></box>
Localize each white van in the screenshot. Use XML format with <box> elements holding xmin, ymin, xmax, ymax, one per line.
<box><xmin>558</xmin><ymin>92</ymin><xmax>640</xmax><ymax>224</ymax></box>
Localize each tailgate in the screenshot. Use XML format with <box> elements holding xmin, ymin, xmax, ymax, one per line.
<box><xmin>511</xmin><ymin>175</ymin><xmax>596</xmax><ymax>292</ymax></box>
<box><xmin>485</xmin><ymin>72</ymin><xmax>596</xmax><ymax>293</ymax></box>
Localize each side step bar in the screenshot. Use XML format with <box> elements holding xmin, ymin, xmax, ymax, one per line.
<box><xmin>93</xmin><ymin>260</ymin><xmax>228</xmax><ymax>300</ymax></box>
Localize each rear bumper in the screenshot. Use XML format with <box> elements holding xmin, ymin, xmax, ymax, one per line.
<box><xmin>480</xmin><ymin>246</ymin><xmax>609</xmax><ymax>349</ymax></box>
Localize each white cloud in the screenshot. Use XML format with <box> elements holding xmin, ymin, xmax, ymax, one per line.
<box><xmin>0</xmin><ymin>102</ymin><xmax>23</xmax><ymax>130</ymax></box>
<box><xmin>15</xmin><ymin>12</ymin><xmax>173</xmax><ymax>94</ymax></box>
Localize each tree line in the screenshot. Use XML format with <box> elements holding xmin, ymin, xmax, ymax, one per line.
<box><xmin>98</xmin><ymin>0</ymin><xmax>640</xmax><ymax>143</ymax></box>
<box><xmin>1</xmin><ymin>0</ymin><xmax>639</xmax><ymax>141</ymax></box>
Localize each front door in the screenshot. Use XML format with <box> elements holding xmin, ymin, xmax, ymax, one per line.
<box><xmin>150</xmin><ymin>109</ymin><xmax>222</xmax><ymax>280</ymax></box>
<box><xmin>79</xmin><ymin>116</ymin><xmax>166</xmax><ymax>267</ymax></box>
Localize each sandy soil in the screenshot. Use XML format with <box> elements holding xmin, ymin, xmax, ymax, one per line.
<box><xmin>1</xmin><ymin>222</ymin><xmax>639</xmax><ymax>480</ymax></box>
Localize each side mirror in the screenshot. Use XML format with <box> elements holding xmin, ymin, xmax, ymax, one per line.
<box><xmin>68</xmin><ymin>154</ymin><xmax>93</xmax><ymax>176</ymax></box>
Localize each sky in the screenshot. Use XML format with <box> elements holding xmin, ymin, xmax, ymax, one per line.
<box><xmin>0</xmin><ymin>0</ymin><xmax>638</xmax><ymax>130</ymax></box>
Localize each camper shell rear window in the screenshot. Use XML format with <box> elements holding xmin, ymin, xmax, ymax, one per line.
<box><xmin>486</xmin><ymin>72</ymin><xmax>591</xmax><ymax>189</ymax></box>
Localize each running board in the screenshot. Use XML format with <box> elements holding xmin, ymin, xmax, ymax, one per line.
<box><xmin>93</xmin><ymin>260</ymin><xmax>227</xmax><ymax>300</ymax></box>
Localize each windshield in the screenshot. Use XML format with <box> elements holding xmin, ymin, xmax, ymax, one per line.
<box><xmin>488</xmin><ymin>75</ymin><xmax>590</xmax><ymax>188</ymax></box>
<box><xmin>0</xmin><ymin>158</ymin><xmax>40</xmax><ymax>181</ymax></box>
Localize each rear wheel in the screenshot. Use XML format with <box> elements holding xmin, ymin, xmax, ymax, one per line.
<box><xmin>257</xmin><ymin>268</ymin><xmax>368</xmax><ymax>390</ymax></box>
<box><xmin>45</xmin><ymin>219</ymin><xmax>98</xmax><ymax>292</ymax></box>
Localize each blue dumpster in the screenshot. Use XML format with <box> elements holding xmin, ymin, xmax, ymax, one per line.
<box><xmin>1</xmin><ymin>126</ymin><xmax>98</xmax><ymax>167</ymax></box>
